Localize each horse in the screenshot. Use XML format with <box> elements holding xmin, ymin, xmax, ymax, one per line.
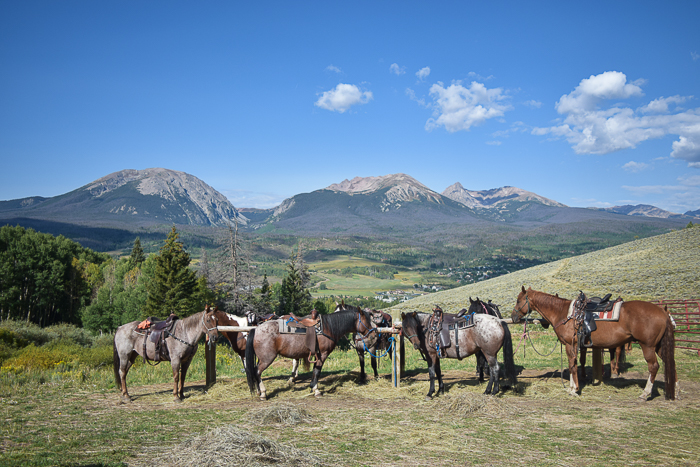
<box><xmin>334</xmin><ymin>303</ymin><xmax>394</xmax><ymax>383</ymax></box>
<box><xmin>466</xmin><ymin>297</ymin><xmax>503</xmax><ymax>381</ymax></box>
<box><xmin>217</xmin><ymin>312</ymin><xmax>250</xmax><ymax>366</ymax></box>
<box><xmin>245</xmin><ymin>309</ymin><xmax>378</xmax><ymax>400</ymax></box>
<box><xmin>401</xmin><ymin>307</ymin><xmax>517</xmax><ymax>400</ymax></box>
<box><xmin>511</xmin><ymin>286</ymin><xmax>677</xmax><ymax>400</ymax></box>
<box><xmin>113</xmin><ymin>305</ymin><xmax>226</xmax><ymax>403</ymax></box>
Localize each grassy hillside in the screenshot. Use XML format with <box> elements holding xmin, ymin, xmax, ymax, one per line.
<box><xmin>389</xmin><ymin>226</ymin><xmax>700</xmax><ymax>318</ymax></box>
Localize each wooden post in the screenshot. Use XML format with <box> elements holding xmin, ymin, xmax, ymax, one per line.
<box><xmin>205</xmin><ymin>337</ymin><xmax>216</xmax><ymax>387</ymax></box>
<box><xmin>392</xmin><ymin>333</ymin><xmax>399</xmax><ymax>388</ymax></box>
<box><xmin>592</xmin><ymin>347</ymin><xmax>603</xmax><ymax>384</ymax></box>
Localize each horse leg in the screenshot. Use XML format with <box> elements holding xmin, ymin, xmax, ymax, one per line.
<box><xmin>288</xmin><ymin>359</ymin><xmax>299</xmax><ymax>386</ymax></box>
<box><xmin>436</xmin><ymin>358</ymin><xmax>445</xmax><ymax>396</ymax></box>
<box><xmin>171</xmin><ymin>358</ymin><xmax>183</xmax><ymax>403</ymax></box>
<box><xmin>426</xmin><ymin>356</ymin><xmax>438</xmax><ymax>401</ymax></box>
<box><xmin>178</xmin><ymin>358</ymin><xmax>193</xmax><ymax>402</ymax></box>
<box><xmin>255</xmin><ymin>357</ymin><xmax>275</xmax><ymax>401</ymax></box>
<box><xmin>309</xmin><ymin>356</ymin><xmax>327</xmax><ymax>397</ymax></box>
<box><xmin>357</xmin><ymin>348</ymin><xmax>367</xmax><ymax>383</ymax></box>
<box><xmin>579</xmin><ymin>347</ymin><xmax>588</xmax><ymax>383</ymax></box>
<box><xmin>118</xmin><ymin>350</ymin><xmax>137</xmax><ymax>403</ymax></box>
<box><xmin>483</xmin><ymin>354</ymin><xmax>501</xmax><ymax>395</ymax></box>
<box><xmin>566</xmin><ymin>344</ymin><xmax>580</xmax><ymax>396</ymax></box>
<box><xmin>639</xmin><ymin>344</ymin><xmax>660</xmax><ymax>400</ymax></box>
<box><xmin>371</xmin><ymin>355</ymin><xmax>379</xmax><ymax>380</ymax></box>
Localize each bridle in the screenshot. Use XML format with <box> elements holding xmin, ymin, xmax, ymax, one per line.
<box><xmin>354</xmin><ymin>310</ymin><xmax>378</xmax><ymax>350</ymax></box>
<box><xmin>513</xmin><ymin>293</ymin><xmax>533</xmax><ymax>322</ymax></box>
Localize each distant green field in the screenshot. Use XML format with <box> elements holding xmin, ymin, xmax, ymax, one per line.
<box><xmin>309</xmin><ymin>255</ymin><xmax>422</xmax><ymax>297</ymax></box>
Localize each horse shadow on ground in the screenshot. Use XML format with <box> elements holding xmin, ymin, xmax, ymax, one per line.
<box><xmin>536</xmin><ymin>366</ymin><xmax>669</xmax><ymax>400</ymax></box>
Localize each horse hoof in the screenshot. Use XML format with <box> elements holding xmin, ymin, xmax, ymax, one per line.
<box><xmin>287</xmin><ymin>378</ymin><xmax>295</xmax><ymax>386</ymax></box>
<box><xmin>120</xmin><ymin>396</ymin><xmax>132</xmax><ymax>404</ymax></box>
<box><xmin>174</xmin><ymin>397</ymin><xmax>182</xmax><ymax>403</ymax></box>
<box><xmin>424</xmin><ymin>395</ymin><xmax>432</xmax><ymax>402</ymax></box>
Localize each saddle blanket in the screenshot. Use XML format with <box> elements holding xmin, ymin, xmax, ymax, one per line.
<box><xmin>568</xmin><ymin>300</ymin><xmax>623</xmax><ymax>321</ymax></box>
<box><xmin>278</xmin><ymin>317</ymin><xmax>323</xmax><ymax>335</ymax></box>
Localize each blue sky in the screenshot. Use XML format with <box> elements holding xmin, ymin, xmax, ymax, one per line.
<box><xmin>1</xmin><ymin>1</ymin><xmax>699</xmax><ymax>213</ymax></box>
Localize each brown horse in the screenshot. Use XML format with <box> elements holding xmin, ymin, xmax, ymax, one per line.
<box><xmin>512</xmin><ymin>286</ymin><xmax>677</xmax><ymax>400</ymax></box>
<box><xmin>334</xmin><ymin>303</ymin><xmax>394</xmax><ymax>382</ymax></box>
<box><xmin>113</xmin><ymin>305</ymin><xmax>226</xmax><ymax>403</ymax></box>
<box><xmin>245</xmin><ymin>309</ymin><xmax>378</xmax><ymax>400</ymax></box>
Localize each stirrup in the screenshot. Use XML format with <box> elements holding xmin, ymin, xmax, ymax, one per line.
<box><xmin>307</xmin><ymin>353</ymin><xmax>318</xmax><ymax>364</ymax></box>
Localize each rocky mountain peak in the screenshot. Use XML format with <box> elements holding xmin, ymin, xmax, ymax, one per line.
<box><xmin>442</xmin><ymin>183</ymin><xmax>566</xmax><ymax>209</ymax></box>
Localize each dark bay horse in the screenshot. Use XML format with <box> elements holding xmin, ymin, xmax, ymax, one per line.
<box><xmin>511</xmin><ymin>286</ymin><xmax>677</xmax><ymax>400</ymax></box>
<box><xmin>401</xmin><ymin>308</ymin><xmax>517</xmax><ymax>400</ymax></box>
<box><xmin>245</xmin><ymin>309</ymin><xmax>378</xmax><ymax>400</ymax></box>
<box><xmin>335</xmin><ymin>303</ymin><xmax>394</xmax><ymax>382</ymax></box>
<box><xmin>113</xmin><ymin>306</ymin><xmax>225</xmax><ymax>403</ymax></box>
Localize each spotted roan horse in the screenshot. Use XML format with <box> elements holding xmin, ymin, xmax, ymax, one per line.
<box><xmin>245</xmin><ymin>309</ymin><xmax>378</xmax><ymax>400</ymax></box>
<box><xmin>401</xmin><ymin>308</ymin><xmax>517</xmax><ymax>400</ymax></box>
<box><xmin>113</xmin><ymin>306</ymin><xmax>225</xmax><ymax>403</ymax></box>
<box><xmin>512</xmin><ymin>286</ymin><xmax>677</xmax><ymax>400</ymax></box>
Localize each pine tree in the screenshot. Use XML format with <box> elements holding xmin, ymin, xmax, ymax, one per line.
<box><xmin>143</xmin><ymin>226</ymin><xmax>198</xmax><ymax>319</ymax></box>
<box><xmin>129</xmin><ymin>237</ymin><xmax>146</xmax><ymax>268</ymax></box>
<box><xmin>277</xmin><ymin>246</ymin><xmax>312</xmax><ymax>315</ymax></box>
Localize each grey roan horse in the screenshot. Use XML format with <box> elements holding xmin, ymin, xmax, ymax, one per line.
<box><xmin>245</xmin><ymin>309</ymin><xmax>378</xmax><ymax>400</ymax></box>
<box><xmin>401</xmin><ymin>307</ymin><xmax>517</xmax><ymax>400</ymax></box>
<box><xmin>113</xmin><ymin>306</ymin><xmax>225</xmax><ymax>403</ymax></box>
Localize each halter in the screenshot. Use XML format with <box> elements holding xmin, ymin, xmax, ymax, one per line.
<box><xmin>514</xmin><ymin>292</ymin><xmax>533</xmax><ymax>321</ymax></box>
<box><xmin>354</xmin><ymin>310</ymin><xmax>378</xmax><ymax>350</ymax></box>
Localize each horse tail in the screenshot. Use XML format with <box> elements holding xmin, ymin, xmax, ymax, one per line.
<box><xmin>658</xmin><ymin>313</ymin><xmax>677</xmax><ymax>401</ymax></box>
<box><xmin>244</xmin><ymin>328</ymin><xmax>258</xmax><ymax>394</ymax></box>
<box><xmin>501</xmin><ymin>320</ymin><xmax>517</xmax><ymax>388</ymax></box>
<box><xmin>302</xmin><ymin>358</ymin><xmax>311</xmax><ymax>372</ymax></box>
<box><xmin>112</xmin><ymin>335</ymin><xmax>121</xmax><ymax>388</ymax></box>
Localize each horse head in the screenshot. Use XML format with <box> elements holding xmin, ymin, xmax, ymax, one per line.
<box><xmin>203</xmin><ymin>305</ymin><xmax>224</xmax><ymax>343</ymax></box>
<box><xmin>511</xmin><ymin>286</ymin><xmax>532</xmax><ymax>323</ymax></box>
<box><xmin>400</xmin><ymin>311</ymin><xmax>422</xmax><ymax>351</ymax></box>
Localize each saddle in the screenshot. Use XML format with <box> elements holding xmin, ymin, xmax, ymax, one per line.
<box><xmin>137</xmin><ymin>313</ymin><xmax>177</xmax><ymax>364</ymax></box>
<box><xmin>278</xmin><ymin>310</ymin><xmax>322</xmax><ymax>360</ymax></box>
<box><xmin>428</xmin><ymin>306</ymin><xmax>473</xmax><ymax>359</ymax></box>
<box><xmin>572</xmin><ymin>292</ymin><xmax>622</xmax><ymax>348</ymax></box>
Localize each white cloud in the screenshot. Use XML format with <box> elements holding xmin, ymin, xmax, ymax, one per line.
<box><xmin>555</xmin><ymin>71</ymin><xmax>644</xmax><ymax>114</ymax></box>
<box><xmin>390</xmin><ymin>63</ymin><xmax>405</xmax><ymax>75</ymax></box>
<box><xmin>692</xmin><ymin>51</ymin><xmax>700</xmax><ymax>61</ymax></box>
<box><xmin>425</xmin><ymin>81</ymin><xmax>512</xmax><ymax>132</ymax></box>
<box><xmin>532</xmin><ymin>71</ymin><xmax>700</xmax><ymax>167</ymax></box>
<box><xmin>524</xmin><ymin>100</ymin><xmax>542</xmax><ymax>108</ymax></box>
<box><xmin>326</xmin><ymin>65</ymin><xmax>342</xmax><ymax>73</ymax></box>
<box><xmin>315</xmin><ymin>83</ymin><xmax>373</xmax><ymax>113</ymax></box>
<box><xmin>486</xmin><ymin>141</ymin><xmax>502</xmax><ymax>146</ymax></box>
<box><xmin>416</xmin><ymin>66</ymin><xmax>430</xmax><ymax>81</ymax></box>
<box><xmin>622</xmin><ymin>161</ymin><xmax>649</xmax><ymax>172</ymax></box>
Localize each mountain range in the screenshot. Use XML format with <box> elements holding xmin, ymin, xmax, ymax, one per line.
<box><xmin>0</xmin><ymin>169</ymin><xmax>696</xmax><ymax>250</ymax></box>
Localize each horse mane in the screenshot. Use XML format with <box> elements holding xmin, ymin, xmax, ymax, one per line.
<box><xmin>322</xmin><ymin>309</ymin><xmax>365</xmax><ymax>341</ymax></box>
<box><xmin>529</xmin><ymin>289</ymin><xmax>570</xmax><ymax>310</ymax></box>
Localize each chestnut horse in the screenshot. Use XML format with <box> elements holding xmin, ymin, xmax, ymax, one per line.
<box><xmin>113</xmin><ymin>306</ymin><xmax>225</xmax><ymax>403</ymax></box>
<box><xmin>245</xmin><ymin>309</ymin><xmax>378</xmax><ymax>400</ymax></box>
<box><xmin>512</xmin><ymin>287</ymin><xmax>677</xmax><ymax>400</ymax></box>
<box><xmin>401</xmin><ymin>309</ymin><xmax>517</xmax><ymax>400</ymax></box>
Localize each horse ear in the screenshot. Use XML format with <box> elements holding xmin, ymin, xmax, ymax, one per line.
<box><xmin>521</xmin><ymin>285</ymin><xmax>526</xmax><ymax>293</ymax></box>
<box><xmin>401</xmin><ymin>312</ymin><xmax>406</xmax><ymax>319</ymax></box>
<box><xmin>469</xmin><ymin>297</ymin><xmax>474</xmax><ymax>304</ymax></box>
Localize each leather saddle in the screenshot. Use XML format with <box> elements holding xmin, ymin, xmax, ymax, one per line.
<box><xmin>138</xmin><ymin>313</ymin><xmax>177</xmax><ymax>363</ymax></box>
<box><xmin>279</xmin><ymin>310</ymin><xmax>322</xmax><ymax>359</ymax></box>
<box><xmin>429</xmin><ymin>306</ymin><xmax>473</xmax><ymax>359</ymax></box>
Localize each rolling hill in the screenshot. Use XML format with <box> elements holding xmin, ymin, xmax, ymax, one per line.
<box><xmin>389</xmin><ymin>226</ymin><xmax>700</xmax><ymax>319</ymax></box>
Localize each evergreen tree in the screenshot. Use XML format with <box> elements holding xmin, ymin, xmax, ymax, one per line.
<box><xmin>129</xmin><ymin>237</ymin><xmax>146</xmax><ymax>268</ymax></box>
<box><xmin>143</xmin><ymin>226</ymin><xmax>198</xmax><ymax>319</ymax></box>
<box><xmin>277</xmin><ymin>247</ymin><xmax>312</xmax><ymax>315</ymax></box>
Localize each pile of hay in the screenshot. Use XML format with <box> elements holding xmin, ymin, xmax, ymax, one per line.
<box><xmin>249</xmin><ymin>402</ymin><xmax>315</xmax><ymax>426</ymax></box>
<box><xmin>147</xmin><ymin>424</ymin><xmax>322</xmax><ymax>466</ymax></box>
<box><xmin>434</xmin><ymin>393</ymin><xmax>515</xmax><ymax>419</ymax></box>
